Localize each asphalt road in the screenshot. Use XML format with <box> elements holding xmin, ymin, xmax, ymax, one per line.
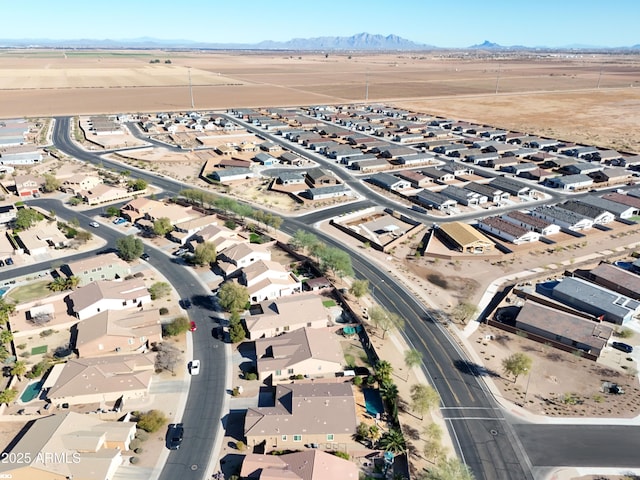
<box><xmin>44</xmin><ymin>116</ymin><xmax>640</xmax><ymax>479</ymax></box>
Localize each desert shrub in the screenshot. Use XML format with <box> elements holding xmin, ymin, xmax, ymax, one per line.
<box><xmin>129</xmin><ymin>457</ymin><xmax>139</xmax><ymax>464</ymax></box>
<box><xmin>40</xmin><ymin>329</ymin><xmax>54</xmax><ymax>337</ymax></box>
<box><xmin>245</xmin><ymin>372</ymin><xmax>257</xmax><ymax>381</ymax></box>
<box><xmin>129</xmin><ymin>439</ymin><xmax>142</xmax><ymax>451</ymax></box>
<box><xmin>331</xmin><ymin>450</ymin><xmax>350</xmax><ymax>460</ymax></box>
<box><xmin>235</xmin><ymin>440</ymin><xmax>246</xmax><ymax>451</ymax></box>
<box><xmin>134</xmin><ymin>447</ymin><xmax>143</xmax><ymax>454</ymax></box>
<box><xmin>353</xmin><ymin>376</ymin><xmax>363</xmax><ymax>387</ymax></box>
<box><xmin>135</xmin><ymin>430</ymin><xmax>149</xmax><ymax>441</ymax></box>
<box><xmin>136</xmin><ymin>410</ymin><xmax>167</xmax><ymax>433</ymax></box>
<box><xmin>16</xmin><ymin>344</ymin><xmax>26</xmax><ymax>350</ymax></box>
<box><xmin>159</xmin><ymin>307</ymin><xmax>169</xmax><ymax>315</ymax></box>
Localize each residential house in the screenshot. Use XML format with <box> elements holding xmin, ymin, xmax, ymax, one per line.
<box><xmin>421</xmin><ymin>167</ymin><xmax>454</xmax><ymax>184</ymax></box>
<box><xmin>276</xmin><ymin>172</ymin><xmax>306</xmax><ymax>186</ymax></box>
<box><xmin>585</xmin><ymin>262</ymin><xmax>640</xmax><ymax>301</ymax></box>
<box><xmin>602</xmin><ymin>192</ymin><xmax>640</xmax><ymax>214</ymax></box>
<box><xmin>217</xmin><ymin>242</ymin><xmax>271</xmax><ymax>277</ymax></box>
<box><xmin>254</xmin><ymin>152</ymin><xmax>279</xmax><ymax>166</ymax></box>
<box><xmin>574</xmin><ymin>195</ymin><xmax>636</xmax><ymax>220</ymax></box>
<box><xmin>546</xmin><ymin>174</ymin><xmax>594</xmax><ymax>191</ymax></box>
<box><xmin>504</xmin><ymin>162</ymin><xmax>538</xmax><ymax>176</ymax></box>
<box><xmin>259</xmin><ymin>141</ymin><xmax>281</xmax><ymax>153</ymax></box>
<box><xmin>210</xmin><ymin>167</ymin><xmax>256</xmax><ymax>183</ymax></box>
<box><xmin>241</xmin><ymin>450</ymin><xmax>359</xmax><ymax>480</ymax></box>
<box><xmin>244</xmin><ymin>382</ymin><xmax>357</xmax><ymax>452</ymax></box>
<box><xmin>0</xmin><ymin>204</ymin><xmax>17</xmax><ymax>224</ymax></box>
<box><xmin>436</xmin><ymin>222</ymin><xmax>494</xmax><ymax>253</ymax></box>
<box><xmin>241</xmin><ymin>260</ymin><xmax>302</xmax><ymax>303</ymax></box>
<box><xmin>16</xmin><ymin>220</ymin><xmax>69</xmax><ymax>256</ymax></box>
<box><xmin>14</xmin><ymin>174</ymin><xmax>41</xmax><ymax>197</ymax></box>
<box><xmin>279</xmin><ymin>152</ymin><xmax>304</xmax><ymax>166</ymax></box>
<box><xmin>75</xmin><ymin>309</ymin><xmax>162</xmax><ymax>357</ymax></box>
<box><xmin>477</xmin><ymin>216</ymin><xmax>540</xmax><ymax>244</ymax></box>
<box><xmin>120</xmin><ymin>197</ymin><xmax>164</xmax><ymax>223</ymax></box>
<box><xmin>530</xmin><ymin>205</ymin><xmax>593</xmax><ymax>231</ymax></box>
<box><xmin>305</xmin><ymin>168</ymin><xmax>338</xmax><ymax>187</ymax></box>
<box><xmin>62</xmin><ymin>252</ymin><xmax>131</xmax><ymax>286</ymax></box>
<box><xmin>396</xmin><ymin>171</ymin><xmax>432</xmax><ymax>188</ymax></box>
<box><xmin>168</xmin><ymin>215</ymin><xmax>219</xmax><ymax>244</ymax></box>
<box><xmin>244</xmin><ymin>294</ymin><xmax>330</xmax><ymax>339</ymax></box>
<box><xmin>68</xmin><ymin>278</ymin><xmax>151</xmax><ymax>320</ymax></box>
<box><xmin>440</xmin><ymin>161</ymin><xmax>473</xmax><ymax>177</ymax></box>
<box><xmin>556</xmin><ymin>200</ymin><xmax>614</xmax><ymax>225</ymax></box>
<box><xmin>488</xmin><ymin>176</ymin><xmax>531</xmax><ymax>197</ymax></box>
<box><xmin>464</xmin><ymin>182</ymin><xmax>509</xmax><ymax>203</ymax></box>
<box><xmin>353</xmin><ymin>157</ymin><xmax>390</xmax><ymax>172</ymax></box>
<box><xmin>254</xmin><ymin>327</ymin><xmax>343</xmax><ymax>383</ymax></box>
<box><xmin>441</xmin><ymin>185</ymin><xmax>488</xmax><ymax>206</ymax></box>
<box><xmin>82</xmin><ymin>184</ymin><xmax>131</xmax><ymax>205</ymax></box>
<box><xmin>62</xmin><ymin>174</ymin><xmax>102</xmax><ymax>195</ymax></box>
<box><xmin>546</xmin><ymin>276</ymin><xmax>640</xmax><ymax>325</ymax></box>
<box><xmin>590</xmin><ymin>167</ymin><xmax>631</xmax><ymax>184</ymax></box>
<box><xmin>367</xmin><ymin>172</ymin><xmax>411</xmax><ymax>191</ymax></box>
<box><xmin>44</xmin><ymin>353</ymin><xmax>155</xmax><ymax>406</ymax></box>
<box><xmin>0</xmin><ymin>145</ymin><xmax>43</xmax><ymax>165</ymax></box>
<box><xmin>501</xmin><ymin>210</ymin><xmax>561</xmax><ymax>236</ymax></box>
<box><xmin>0</xmin><ymin>412</ymin><xmax>136</xmax><ymax>480</ymax></box>
<box><xmin>414</xmin><ymin>190</ymin><xmax>457</xmax><ymax>211</ymax></box>
<box><xmin>513</xmin><ymin>301</ymin><xmax>612</xmax><ymax>357</ymax></box>
<box><xmin>216</xmin><ymin>144</ymin><xmax>236</xmax><ymax>156</ymax></box>
<box><xmin>191</xmin><ymin>224</ymin><xmax>245</xmax><ymax>253</ymax></box>
<box><xmin>305</xmin><ymin>185</ymin><xmax>353</xmax><ymax>200</ymax></box>
<box><xmin>395</xmin><ymin>153</ymin><xmax>435</xmax><ymax>165</ymax></box>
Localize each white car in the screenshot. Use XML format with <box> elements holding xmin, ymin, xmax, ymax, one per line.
<box><xmin>89</xmin><ymin>221</ymin><xmax>100</xmax><ymax>228</ymax></box>
<box><xmin>189</xmin><ymin>360</ymin><xmax>200</xmax><ymax>376</ymax></box>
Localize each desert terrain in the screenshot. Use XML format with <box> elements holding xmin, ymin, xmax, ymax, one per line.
<box><xmin>1</xmin><ymin>49</ymin><xmax>639</xmax><ymax>152</ymax></box>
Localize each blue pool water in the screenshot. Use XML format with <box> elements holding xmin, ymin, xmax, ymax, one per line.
<box><xmin>20</xmin><ymin>381</ymin><xmax>43</xmax><ymax>403</ymax></box>
<box><xmin>0</xmin><ymin>288</ymin><xmax>7</xmax><ymax>297</ymax></box>
<box><xmin>363</xmin><ymin>388</ymin><xmax>384</xmax><ymax>417</ymax></box>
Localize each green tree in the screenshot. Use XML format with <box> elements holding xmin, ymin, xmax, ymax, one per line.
<box><xmin>0</xmin><ymin>388</ymin><xmax>18</xmax><ymax>406</ymax></box>
<box><xmin>128</xmin><ymin>178</ymin><xmax>148</xmax><ymax>191</ymax></box>
<box><xmin>451</xmin><ymin>301</ymin><xmax>477</xmax><ymax>324</ymax></box>
<box><xmin>0</xmin><ymin>299</ymin><xmax>16</xmax><ymax>326</ymax></box>
<box><xmin>65</xmin><ymin>276</ymin><xmax>80</xmax><ymax>290</ymax></box>
<box><xmin>349</xmin><ymin>279</ymin><xmax>369</xmax><ymax>298</ymax></box>
<box><xmin>14</xmin><ymin>208</ymin><xmax>44</xmax><ymax>230</ymax></box>
<box><xmin>48</xmin><ymin>276</ymin><xmax>69</xmax><ymax>292</ymax></box>
<box><xmin>380</xmin><ymin>380</ymin><xmax>399</xmax><ymax>420</ymax></box>
<box><xmin>410</xmin><ymin>384</ymin><xmax>440</xmax><ymax>420</ymax></box>
<box><xmin>152</xmin><ymin>217</ymin><xmax>173</xmax><ymax>236</ymax></box>
<box><xmin>378</xmin><ymin>428</ymin><xmax>406</xmax><ymax>454</ymax></box>
<box><xmin>355</xmin><ymin>422</ymin><xmax>370</xmax><ymax>442</ymax></box>
<box><xmin>228</xmin><ymin>310</ymin><xmax>246</xmax><ymax>343</ymax></box>
<box><xmin>10</xmin><ymin>360</ymin><xmax>27</xmax><ymax>379</ymax></box>
<box><xmin>75</xmin><ymin>230</ymin><xmax>93</xmax><ymax>244</ymax></box>
<box><xmin>404</xmin><ymin>349</ymin><xmax>423</xmax><ymax>380</ymax></box>
<box><xmin>369</xmin><ymin>306</ymin><xmax>405</xmax><ymax>339</ymax></box>
<box><xmin>368</xmin><ymin>424</ymin><xmax>382</xmax><ymax>446</ymax></box>
<box><xmin>501</xmin><ymin>352</ymin><xmax>532</xmax><ymax>383</ymax></box>
<box><xmin>106</xmin><ymin>206</ymin><xmax>120</xmax><ymax>217</ymax></box>
<box><xmin>218</xmin><ymin>282</ymin><xmax>249</xmax><ymax>313</ymax></box>
<box><xmin>149</xmin><ymin>282</ymin><xmax>171</xmax><ymax>300</ymax></box>
<box><xmin>289</xmin><ymin>230</ymin><xmax>319</xmax><ymax>251</ymax></box>
<box><xmin>116</xmin><ymin>235</ymin><xmax>144</xmax><ymax>261</ymax></box>
<box><xmin>0</xmin><ymin>329</ymin><xmax>13</xmax><ymax>345</ymax></box>
<box><xmin>419</xmin><ymin>457</ymin><xmax>475</xmax><ymax>480</ymax></box>
<box><xmin>318</xmin><ymin>246</ymin><xmax>354</xmax><ymax>277</ymax></box>
<box><xmin>375</xmin><ymin>360</ymin><xmax>393</xmax><ymax>385</ymax></box>
<box><xmin>68</xmin><ymin>196</ymin><xmax>82</xmax><ymax>206</ymax></box>
<box><xmin>164</xmin><ymin>316</ymin><xmax>190</xmax><ymax>337</ymax></box>
<box><xmin>193</xmin><ymin>242</ymin><xmax>217</xmax><ymax>266</ymax></box>
<box><xmin>136</xmin><ymin>409</ymin><xmax>167</xmax><ymax>433</ymax></box>
<box><xmin>42</xmin><ymin>173</ymin><xmax>61</xmax><ymax>192</ymax></box>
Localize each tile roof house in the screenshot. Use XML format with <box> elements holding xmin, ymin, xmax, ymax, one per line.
<box><xmin>217</xmin><ymin>242</ymin><xmax>272</xmax><ymax>278</ymax></box>
<box><xmin>305</xmin><ymin>168</ymin><xmax>339</xmax><ymax>187</ymax></box>
<box><xmin>241</xmin><ymin>260</ymin><xmax>302</xmax><ymax>303</ymax></box>
<box><xmin>14</xmin><ymin>173</ymin><xmax>42</xmax><ymax>197</ymax></box>
<box><xmin>191</xmin><ymin>224</ymin><xmax>246</xmax><ymax>253</ymax></box>
<box><xmin>62</xmin><ymin>174</ymin><xmax>102</xmax><ymax>194</ymax></box>
<box><xmin>244</xmin><ymin>382</ymin><xmax>357</xmax><ymax>453</ymax></box>
<box><xmin>255</xmin><ymin>327</ymin><xmax>344</xmax><ymax>383</ymax></box>
<box><xmin>0</xmin><ymin>412</ymin><xmax>136</xmax><ymax>480</ymax></box>
<box><xmin>501</xmin><ymin>210</ymin><xmax>561</xmax><ymax>236</ymax></box>
<box><xmin>44</xmin><ymin>353</ymin><xmax>155</xmax><ymax>406</ymax></box>
<box><xmin>82</xmin><ymin>184</ymin><xmax>131</xmax><ymax>205</ymax></box>
<box><xmin>62</xmin><ymin>252</ymin><xmax>131</xmax><ymax>286</ymax></box>
<box><xmin>68</xmin><ymin>278</ymin><xmax>151</xmax><ymax>320</ymax></box>
<box><xmin>602</xmin><ymin>192</ymin><xmax>640</xmax><ymax>213</ymax></box>
<box><xmin>241</xmin><ymin>450</ymin><xmax>359</xmax><ymax>480</ymax></box>
<box><xmin>245</xmin><ymin>294</ymin><xmax>330</xmax><ymax>339</ymax></box>
<box><xmin>15</xmin><ymin>220</ymin><xmax>69</xmax><ymax>256</ymax></box>
<box><xmin>513</xmin><ymin>301</ymin><xmax>612</xmax><ymax>357</ymax></box>
<box><xmin>120</xmin><ymin>197</ymin><xmax>164</xmax><ymax>222</ymax></box>
<box><xmin>75</xmin><ymin>309</ymin><xmax>162</xmax><ymax>357</ymax></box>
<box><xmin>477</xmin><ymin>216</ymin><xmax>540</xmax><ymax>244</ymax></box>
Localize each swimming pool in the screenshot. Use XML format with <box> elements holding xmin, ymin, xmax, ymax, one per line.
<box><xmin>20</xmin><ymin>381</ymin><xmax>43</xmax><ymax>403</ymax></box>
<box><xmin>0</xmin><ymin>288</ymin><xmax>7</xmax><ymax>298</ymax></box>
<box><xmin>363</xmin><ymin>388</ymin><xmax>384</xmax><ymax>417</ymax></box>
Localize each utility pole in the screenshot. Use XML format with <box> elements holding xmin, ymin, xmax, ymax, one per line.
<box><xmin>495</xmin><ymin>64</ymin><xmax>501</xmax><ymax>95</ymax></box>
<box><xmin>188</xmin><ymin>67</ymin><xmax>194</xmax><ymax>109</ymax></box>
<box><xmin>597</xmin><ymin>66</ymin><xmax>603</xmax><ymax>89</ymax></box>
<box><xmin>365</xmin><ymin>68</ymin><xmax>369</xmax><ymax>104</ymax></box>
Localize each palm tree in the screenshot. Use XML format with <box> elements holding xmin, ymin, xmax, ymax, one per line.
<box><xmin>378</xmin><ymin>428</ymin><xmax>406</xmax><ymax>455</ymax></box>
<box><xmin>0</xmin><ymin>329</ymin><xmax>13</xmax><ymax>345</ymax></box>
<box><xmin>48</xmin><ymin>276</ymin><xmax>68</xmax><ymax>292</ymax></box>
<box><xmin>10</xmin><ymin>361</ymin><xmax>27</xmax><ymax>379</ymax></box>
<box><xmin>354</xmin><ymin>422</ymin><xmax>370</xmax><ymax>443</ymax></box>
<box><xmin>380</xmin><ymin>380</ymin><xmax>399</xmax><ymax>420</ymax></box>
<box><xmin>368</xmin><ymin>424</ymin><xmax>382</xmax><ymax>447</ymax></box>
<box><xmin>375</xmin><ymin>360</ymin><xmax>393</xmax><ymax>385</ymax></box>
<box><xmin>65</xmin><ymin>276</ymin><xmax>80</xmax><ymax>290</ymax></box>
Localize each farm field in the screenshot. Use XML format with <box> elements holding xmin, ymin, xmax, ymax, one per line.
<box><xmin>1</xmin><ymin>49</ymin><xmax>639</xmax><ymax>152</ymax></box>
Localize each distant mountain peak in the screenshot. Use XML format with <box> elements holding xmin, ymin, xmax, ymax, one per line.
<box><xmin>256</xmin><ymin>32</ymin><xmax>433</xmax><ymax>51</ymax></box>
<box><xmin>469</xmin><ymin>40</ymin><xmax>503</xmax><ymax>49</ymax></box>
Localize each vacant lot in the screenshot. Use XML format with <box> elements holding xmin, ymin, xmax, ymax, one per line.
<box><xmin>1</xmin><ymin>50</ymin><xmax>639</xmax><ymax>154</ymax></box>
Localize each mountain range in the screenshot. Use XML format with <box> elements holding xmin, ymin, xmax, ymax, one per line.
<box><xmin>0</xmin><ymin>33</ymin><xmax>637</xmax><ymax>51</ymax></box>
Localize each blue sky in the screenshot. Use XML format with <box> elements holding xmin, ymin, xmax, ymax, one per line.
<box><xmin>2</xmin><ymin>0</ymin><xmax>638</xmax><ymax>48</ymax></box>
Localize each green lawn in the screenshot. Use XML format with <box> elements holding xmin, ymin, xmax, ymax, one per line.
<box><xmin>31</xmin><ymin>345</ymin><xmax>48</xmax><ymax>355</ymax></box>
<box><xmin>322</xmin><ymin>300</ymin><xmax>337</xmax><ymax>308</ymax></box>
<box><xmin>5</xmin><ymin>281</ymin><xmax>51</xmax><ymax>304</ymax></box>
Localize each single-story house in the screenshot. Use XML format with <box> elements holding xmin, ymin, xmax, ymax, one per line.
<box><xmin>414</xmin><ymin>190</ymin><xmax>457</xmax><ymax>211</ymax></box>
<box><xmin>436</xmin><ymin>222</ymin><xmax>494</xmax><ymax>253</ymax></box>
<box><xmin>530</xmin><ymin>205</ymin><xmax>593</xmax><ymax>231</ymax></box>
<box><xmin>367</xmin><ymin>173</ymin><xmax>411</xmax><ymax>191</ymax></box>
<box><xmin>441</xmin><ymin>185</ymin><xmax>488</xmax><ymax>206</ymax></box>
<box><xmin>305</xmin><ymin>168</ymin><xmax>338</xmax><ymax>187</ymax></box>
<box><xmin>82</xmin><ymin>184</ymin><xmax>131</xmax><ymax>205</ymax></box>
<box><xmin>546</xmin><ymin>174</ymin><xmax>594</xmax><ymax>191</ymax></box>
<box><xmin>244</xmin><ymin>382</ymin><xmax>357</xmax><ymax>452</ymax></box>
<box><xmin>254</xmin><ymin>327</ymin><xmax>343</xmax><ymax>383</ymax></box>
<box><xmin>44</xmin><ymin>353</ymin><xmax>155</xmax><ymax>406</ymax></box>
<box><xmin>421</xmin><ymin>167</ymin><xmax>454</xmax><ymax>184</ymax></box>
<box><xmin>477</xmin><ymin>216</ymin><xmax>540</xmax><ymax>244</ymax></box>
<box><xmin>573</xmin><ymin>195</ymin><xmax>636</xmax><ymax>220</ymax></box>
<box><xmin>305</xmin><ymin>185</ymin><xmax>353</xmax><ymax>200</ymax></box>
<box><xmin>556</xmin><ymin>200</ymin><xmax>614</xmax><ymax>225</ymax></box>
<box><xmin>488</xmin><ymin>176</ymin><xmax>531</xmax><ymax>197</ymax></box>
<box><xmin>464</xmin><ymin>182</ymin><xmax>509</xmax><ymax>203</ymax></box>
<box><xmin>14</xmin><ymin>174</ymin><xmax>41</xmax><ymax>197</ymax></box>
<box><xmin>254</xmin><ymin>152</ymin><xmax>279</xmax><ymax>166</ymax></box>
<box><xmin>586</xmin><ymin>262</ymin><xmax>640</xmax><ymax>301</ymax></box>
<box><xmin>241</xmin><ymin>450</ymin><xmax>358</xmax><ymax>480</ymax></box>
<box><xmin>210</xmin><ymin>167</ymin><xmax>256</xmax><ymax>183</ymax></box>
<box><xmin>501</xmin><ymin>210</ymin><xmax>561</xmax><ymax>236</ymax></box>
<box><xmin>396</xmin><ymin>171</ymin><xmax>432</xmax><ymax>188</ymax></box>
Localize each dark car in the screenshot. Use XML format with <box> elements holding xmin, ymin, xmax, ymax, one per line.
<box><xmin>5</xmin><ymin>258</ymin><xmax>13</xmax><ymax>265</ymax></box>
<box><xmin>140</xmin><ymin>253</ymin><xmax>150</xmax><ymax>261</ymax></box>
<box><xmin>181</xmin><ymin>299</ymin><xmax>192</xmax><ymax>310</ymax></box>
<box><xmin>166</xmin><ymin>423</ymin><xmax>184</xmax><ymax>450</ymax></box>
<box><xmin>612</xmin><ymin>342</ymin><xmax>633</xmax><ymax>353</ymax></box>
<box><xmin>0</xmin><ymin>260</ymin><xmax>4</xmax><ymax>267</ymax></box>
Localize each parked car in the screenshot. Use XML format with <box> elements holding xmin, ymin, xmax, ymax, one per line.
<box><xmin>612</xmin><ymin>342</ymin><xmax>633</xmax><ymax>353</ymax></box>
<box><xmin>189</xmin><ymin>360</ymin><xmax>200</xmax><ymax>375</ymax></box>
<box><xmin>5</xmin><ymin>258</ymin><xmax>13</xmax><ymax>266</ymax></box>
<box><xmin>166</xmin><ymin>423</ymin><xmax>184</xmax><ymax>450</ymax></box>
<box><xmin>0</xmin><ymin>260</ymin><xmax>5</xmax><ymax>267</ymax></box>
<box><xmin>113</xmin><ymin>217</ymin><xmax>127</xmax><ymax>225</ymax></box>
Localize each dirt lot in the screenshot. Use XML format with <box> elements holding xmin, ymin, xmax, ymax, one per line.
<box><xmin>1</xmin><ymin>50</ymin><xmax>639</xmax><ymax>154</ymax></box>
